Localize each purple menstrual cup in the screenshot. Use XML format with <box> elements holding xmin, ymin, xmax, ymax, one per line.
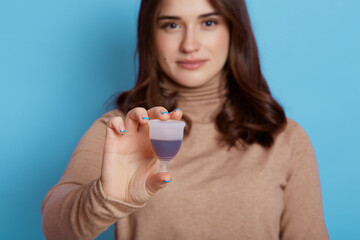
<box><xmin>148</xmin><ymin>119</ymin><xmax>186</xmax><ymax>172</ymax></box>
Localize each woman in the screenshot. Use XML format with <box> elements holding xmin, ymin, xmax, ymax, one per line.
<box><xmin>41</xmin><ymin>0</ymin><xmax>329</xmax><ymax>239</ymax></box>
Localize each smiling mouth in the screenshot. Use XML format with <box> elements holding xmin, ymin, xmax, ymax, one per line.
<box><xmin>176</xmin><ymin>59</ymin><xmax>207</xmax><ymax>70</ymax></box>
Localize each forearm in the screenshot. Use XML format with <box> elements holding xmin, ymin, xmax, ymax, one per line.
<box><xmin>41</xmin><ymin>179</ymin><xmax>145</xmax><ymax>240</ymax></box>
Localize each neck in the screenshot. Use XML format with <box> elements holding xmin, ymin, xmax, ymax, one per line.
<box><xmin>160</xmin><ymin>74</ymin><xmax>228</xmax><ymax>123</ymax></box>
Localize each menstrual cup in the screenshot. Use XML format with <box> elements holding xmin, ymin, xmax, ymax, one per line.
<box><xmin>148</xmin><ymin>119</ymin><xmax>186</xmax><ymax>172</ymax></box>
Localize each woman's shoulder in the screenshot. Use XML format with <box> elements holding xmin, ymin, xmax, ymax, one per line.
<box><xmin>269</xmin><ymin>117</ymin><xmax>316</xmax><ymax>169</ymax></box>
<box><xmin>276</xmin><ymin>117</ymin><xmax>313</xmax><ymax>147</ymax></box>
<box><xmin>284</xmin><ymin>117</ymin><xmax>306</xmax><ymax>133</ymax></box>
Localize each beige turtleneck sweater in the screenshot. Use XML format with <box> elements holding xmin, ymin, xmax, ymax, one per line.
<box><xmin>41</xmin><ymin>77</ymin><xmax>329</xmax><ymax>240</ymax></box>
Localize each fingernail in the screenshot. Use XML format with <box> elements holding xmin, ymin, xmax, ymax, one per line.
<box><xmin>164</xmin><ymin>179</ymin><xmax>172</xmax><ymax>183</ymax></box>
<box><xmin>142</xmin><ymin>113</ymin><xmax>150</xmax><ymax>120</ymax></box>
<box><xmin>161</xmin><ymin>111</ymin><xmax>169</xmax><ymax>115</ymax></box>
<box><xmin>174</xmin><ymin>108</ymin><xmax>181</xmax><ymax>112</ymax></box>
<box><xmin>120</xmin><ymin>130</ymin><xmax>126</xmax><ymax>133</ymax></box>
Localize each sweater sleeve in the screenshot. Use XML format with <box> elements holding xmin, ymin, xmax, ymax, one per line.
<box><xmin>41</xmin><ymin>110</ymin><xmax>145</xmax><ymax>240</ymax></box>
<box><xmin>280</xmin><ymin>122</ymin><xmax>329</xmax><ymax>239</ymax></box>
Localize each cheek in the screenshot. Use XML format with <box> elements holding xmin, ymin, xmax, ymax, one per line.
<box><xmin>216</xmin><ymin>30</ymin><xmax>230</xmax><ymax>53</ymax></box>
<box><xmin>155</xmin><ymin>33</ymin><xmax>177</xmax><ymax>62</ymax></box>
<box><xmin>206</xmin><ymin>30</ymin><xmax>230</xmax><ymax>63</ymax></box>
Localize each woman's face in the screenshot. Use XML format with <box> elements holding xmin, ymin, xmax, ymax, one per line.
<box><xmin>155</xmin><ymin>0</ymin><xmax>230</xmax><ymax>88</ymax></box>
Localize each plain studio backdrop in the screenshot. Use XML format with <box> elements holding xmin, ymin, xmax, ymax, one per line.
<box><xmin>0</xmin><ymin>0</ymin><xmax>359</xmax><ymax>239</ymax></box>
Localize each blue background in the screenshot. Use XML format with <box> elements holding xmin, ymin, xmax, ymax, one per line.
<box><xmin>0</xmin><ymin>0</ymin><xmax>359</xmax><ymax>239</ymax></box>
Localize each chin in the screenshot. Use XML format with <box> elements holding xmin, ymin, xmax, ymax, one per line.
<box><xmin>171</xmin><ymin>73</ymin><xmax>211</xmax><ymax>88</ymax></box>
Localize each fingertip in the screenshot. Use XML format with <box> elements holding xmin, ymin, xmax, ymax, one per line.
<box><xmin>160</xmin><ymin>172</ymin><xmax>172</xmax><ymax>183</ymax></box>
<box><xmin>147</xmin><ymin>172</ymin><xmax>172</xmax><ymax>194</ymax></box>
<box><xmin>117</xmin><ymin>120</ymin><xmax>126</xmax><ymax>134</ymax></box>
<box><xmin>160</xmin><ymin>109</ymin><xmax>170</xmax><ymax>121</ymax></box>
<box><xmin>170</xmin><ymin>108</ymin><xmax>183</xmax><ymax>120</ymax></box>
<box><xmin>141</xmin><ymin>113</ymin><xmax>150</xmax><ymax>124</ymax></box>
<box><xmin>107</xmin><ymin>117</ymin><xmax>126</xmax><ymax>134</ymax></box>
<box><xmin>125</xmin><ymin>107</ymin><xmax>148</xmax><ymax>132</ymax></box>
<box><xmin>117</xmin><ymin>123</ymin><xmax>126</xmax><ymax>134</ymax></box>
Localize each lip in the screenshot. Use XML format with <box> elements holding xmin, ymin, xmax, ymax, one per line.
<box><xmin>176</xmin><ymin>59</ymin><xmax>207</xmax><ymax>70</ymax></box>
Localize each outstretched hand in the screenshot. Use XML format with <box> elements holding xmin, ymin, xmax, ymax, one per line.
<box><xmin>100</xmin><ymin>107</ymin><xmax>182</xmax><ymax>204</ymax></box>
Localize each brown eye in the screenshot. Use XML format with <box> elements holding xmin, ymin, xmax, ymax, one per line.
<box><xmin>202</xmin><ymin>19</ymin><xmax>218</xmax><ymax>27</ymax></box>
<box><xmin>161</xmin><ymin>22</ymin><xmax>180</xmax><ymax>29</ymax></box>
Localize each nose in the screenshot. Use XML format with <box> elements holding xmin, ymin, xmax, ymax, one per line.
<box><xmin>179</xmin><ymin>27</ymin><xmax>200</xmax><ymax>53</ymax></box>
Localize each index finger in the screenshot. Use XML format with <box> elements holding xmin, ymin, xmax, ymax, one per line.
<box><xmin>124</xmin><ymin>107</ymin><xmax>149</xmax><ymax>133</ymax></box>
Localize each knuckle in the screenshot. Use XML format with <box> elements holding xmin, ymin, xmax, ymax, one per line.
<box><xmin>154</xmin><ymin>106</ymin><xmax>168</xmax><ymax>113</ymax></box>
<box><xmin>108</xmin><ymin>117</ymin><xmax>122</xmax><ymax>127</ymax></box>
<box><xmin>151</xmin><ymin>106</ymin><xmax>165</xmax><ymax>110</ymax></box>
<box><xmin>132</xmin><ymin>107</ymin><xmax>147</xmax><ymax>118</ymax></box>
<box><xmin>116</xmin><ymin>116</ymin><xmax>124</xmax><ymax>123</ymax></box>
<box><xmin>134</xmin><ymin>107</ymin><xmax>146</xmax><ymax>112</ymax></box>
<box><xmin>112</xmin><ymin>116</ymin><xmax>122</xmax><ymax>123</ymax></box>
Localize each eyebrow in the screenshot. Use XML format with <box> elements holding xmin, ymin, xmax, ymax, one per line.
<box><xmin>157</xmin><ymin>12</ymin><xmax>220</xmax><ymax>21</ymax></box>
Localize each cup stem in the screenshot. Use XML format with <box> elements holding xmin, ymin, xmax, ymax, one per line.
<box><xmin>160</xmin><ymin>160</ymin><xmax>169</xmax><ymax>172</ymax></box>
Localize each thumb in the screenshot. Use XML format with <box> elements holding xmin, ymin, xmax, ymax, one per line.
<box><xmin>146</xmin><ymin>172</ymin><xmax>172</xmax><ymax>195</ymax></box>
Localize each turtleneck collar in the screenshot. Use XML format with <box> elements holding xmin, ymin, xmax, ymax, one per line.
<box><xmin>160</xmin><ymin>74</ymin><xmax>228</xmax><ymax>123</ymax></box>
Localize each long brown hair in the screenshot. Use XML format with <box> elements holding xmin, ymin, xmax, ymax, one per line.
<box><xmin>116</xmin><ymin>0</ymin><xmax>286</xmax><ymax>148</ymax></box>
